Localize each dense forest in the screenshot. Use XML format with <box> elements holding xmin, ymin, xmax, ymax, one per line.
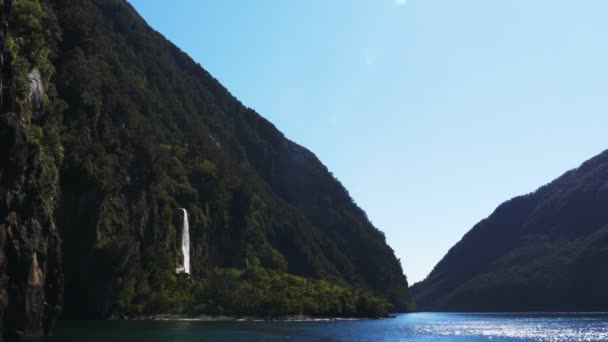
<box><xmin>412</xmin><ymin>150</ymin><xmax>608</xmax><ymax>311</ymax></box>
<box><xmin>0</xmin><ymin>0</ymin><xmax>414</xmax><ymax>338</ymax></box>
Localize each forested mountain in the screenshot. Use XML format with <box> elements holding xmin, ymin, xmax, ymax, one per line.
<box><xmin>0</xmin><ymin>0</ymin><xmax>413</xmax><ymax>338</ymax></box>
<box><xmin>412</xmin><ymin>150</ymin><xmax>608</xmax><ymax>311</ymax></box>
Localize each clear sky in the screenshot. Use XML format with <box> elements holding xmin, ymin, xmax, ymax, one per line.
<box><xmin>129</xmin><ymin>0</ymin><xmax>608</xmax><ymax>284</ymax></box>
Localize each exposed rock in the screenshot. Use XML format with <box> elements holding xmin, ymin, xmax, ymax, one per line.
<box><xmin>0</xmin><ymin>1</ymin><xmax>62</xmax><ymax>339</ymax></box>
<box><xmin>28</xmin><ymin>68</ymin><xmax>44</xmax><ymax>116</ymax></box>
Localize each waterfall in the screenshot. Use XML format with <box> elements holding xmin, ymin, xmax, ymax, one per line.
<box><xmin>179</xmin><ymin>208</ymin><xmax>191</xmax><ymax>274</ymax></box>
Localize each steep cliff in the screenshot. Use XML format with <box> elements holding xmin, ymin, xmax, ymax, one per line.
<box><xmin>0</xmin><ymin>0</ymin><xmax>64</xmax><ymax>338</ymax></box>
<box><xmin>412</xmin><ymin>150</ymin><xmax>608</xmax><ymax>311</ymax></box>
<box><xmin>0</xmin><ymin>0</ymin><xmax>414</xmax><ymax>337</ymax></box>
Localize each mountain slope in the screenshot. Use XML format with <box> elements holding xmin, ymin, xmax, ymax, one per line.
<box><xmin>0</xmin><ymin>0</ymin><xmax>64</xmax><ymax>338</ymax></box>
<box><xmin>0</xmin><ymin>0</ymin><xmax>413</xmax><ymax>336</ymax></box>
<box><xmin>412</xmin><ymin>150</ymin><xmax>608</xmax><ymax>311</ymax></box>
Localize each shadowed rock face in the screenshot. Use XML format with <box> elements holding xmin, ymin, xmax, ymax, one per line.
<box><xmin>0</xmin><ymin>0</ymin><xmax>63</xmax><ymax>338</ymax></box>
<box><xmin>0</xmin><ymin>86</ymin><xmax>58</xmax><ymax>340</ymax></box>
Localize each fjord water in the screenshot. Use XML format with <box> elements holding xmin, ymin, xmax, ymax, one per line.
<box><xmin>39</xmin><ymin>313</ymin><xmax>608</xmax><ymax>341</ymax></box>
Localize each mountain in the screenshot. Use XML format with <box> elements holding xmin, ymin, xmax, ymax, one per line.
<box><xmin>0</xmin><ymin>0</ymin><xmax>413</xmax><ymax>338</ymax></box>
<box><xmin>412</xmin><ymin>150</ymin><xmax>608</xmax><ymax>311</ymax></box>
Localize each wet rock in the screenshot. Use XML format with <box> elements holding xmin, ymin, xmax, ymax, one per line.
<box><xmin>28</xmin><ymin>68</ymin><xmax>44</xmax><ymax>118</ymax></box>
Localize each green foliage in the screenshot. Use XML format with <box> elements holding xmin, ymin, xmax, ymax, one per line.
<box><xmin>115</xmin><ymin>265</ymin><xmax>391</xmax><ymax>318</ymax></box>
<box><xmin>194</xmin><ymin>160</ymin><xmax>217</xmax><ymax>178</ymax></box>
<box><xmin>9</xmin><ymin>0</ymin><xmax>59</xmax><ymax>107</ymax></box>
<box><xmin>30</xmin><ymin>0</ymin><xmax>417</xmax><ymax>318</ymax></box>
<box><xmin>3</xmin><ymin>0</ymin><xmax>64</xmax><ymax>223</ymax></box>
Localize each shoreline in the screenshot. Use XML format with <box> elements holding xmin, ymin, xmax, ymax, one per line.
<box><xmin>121</xmin><ymin>314</ymin><xmax>394</xmax><ymax>322</ymax></box>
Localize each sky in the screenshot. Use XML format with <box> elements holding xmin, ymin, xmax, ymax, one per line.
<box><xmin>129</xmin><ymin>0</ymin><xmax>608</xmax><ymax>284</ymax></box>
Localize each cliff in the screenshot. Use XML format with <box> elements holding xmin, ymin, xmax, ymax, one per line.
<box><xmin>0</xmin><ymin>0</ymin><xmax>414</xmax><ymax>337</ymax></box>
<box><xmin>0</xmin><ymin>0</ymin><xmax>63</xmax><ymax>337</ymax></box>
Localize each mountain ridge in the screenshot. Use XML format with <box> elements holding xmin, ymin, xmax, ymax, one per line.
<box><xmin>412</xmin><ymin>149</ymin><xmax>608</xmax><ymax>311</ymax></box>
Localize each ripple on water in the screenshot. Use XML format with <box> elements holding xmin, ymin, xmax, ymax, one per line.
<box><xmin>415</xmin><ymin>316</ymin><xmax>608</xmax><ymax>342</ymax></box>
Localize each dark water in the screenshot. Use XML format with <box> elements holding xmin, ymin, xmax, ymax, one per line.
<box><xmin>37</xmin><ymin>313</ymin><xmax>608</xmax><ymax>341</ymax></box>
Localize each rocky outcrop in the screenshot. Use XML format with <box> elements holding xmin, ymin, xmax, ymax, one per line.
<box><xmin>28</xmin><ymin>68</ymin><xmax>44</xmax><ymax>115</ymax></box>
<box><xmin>0</xmin><ymin>0</ymin><xmax>63</xmax><ymax>338</ymax></box>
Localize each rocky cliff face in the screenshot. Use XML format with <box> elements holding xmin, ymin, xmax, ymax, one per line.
<box><xmin>0</xmin><ymin>0</ymin><xmax>63</xmax><ymax>338</ymax></box>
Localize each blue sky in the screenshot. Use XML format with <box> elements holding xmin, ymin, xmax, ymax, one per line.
<box><xmin>129</xmin><ymin>0</ymin><xmax>608</xmax><ymax>283</ymax></box>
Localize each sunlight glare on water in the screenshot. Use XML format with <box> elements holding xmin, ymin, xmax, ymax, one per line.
<box><xmin>413</xmin><ymin>313</ymin><xmax>608</xmax><ymax>342</ymax></box>
<box><xmin>45</xmin><ymin>313</ymin><xmax>608</xmax><ymax>341</ymax></box>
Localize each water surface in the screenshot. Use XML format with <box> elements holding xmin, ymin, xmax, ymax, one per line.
<box><xmin>40</xmin><ymin>312</ymin><xmax>608</xmax><ymax>341</ymax></box>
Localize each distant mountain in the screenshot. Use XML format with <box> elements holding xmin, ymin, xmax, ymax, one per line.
<box><xmin>0</xmin><ymin>0</ymin><xmax>413</xmax><ymax>337</ymax></box>
<box><xmin>412</xmin><ymin>150</ymin><xmax>608</xmax><ymax>311</ymax></box>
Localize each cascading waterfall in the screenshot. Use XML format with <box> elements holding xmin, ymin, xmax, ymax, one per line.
<box><xmin>178</xmin><ymin>208</ymin><xmax>191</xmax><ymax>274</ymax></box>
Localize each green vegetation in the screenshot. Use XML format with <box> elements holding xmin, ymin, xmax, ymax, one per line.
<box><xmin>412</xmin><ymin>150</ymin><xmax>608</xmax><ymax>312</ymax></box>
<box><xmin>0</xmin><ymin>0</ymin><xmax>418</xmax><ymax>322</ymax></box>
<box><xmin>8</xmin><ymin>0</ymin><xmax>63</xmax><ymax>220</ymax></box>
<box><xmin>0</xmin><ymin>0</ymin><xmax>66</xmax><ymax>338</ymax></box>
<box><xmin>46</xmin><ymin>0</ymin><xmax>414</xmax><ymax>319</ymax></box>
<box><xmin>114</xmin><ymin>265</ymin><xmax>391</xmax><ymax>318</ymax></box>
